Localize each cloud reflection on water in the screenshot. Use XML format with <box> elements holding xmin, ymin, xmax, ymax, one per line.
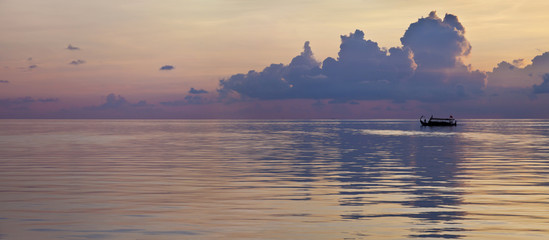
<box><xmin>1</xmin><ymin>120</ymin><xmax>549</xmax><ymax>239</ymax></box>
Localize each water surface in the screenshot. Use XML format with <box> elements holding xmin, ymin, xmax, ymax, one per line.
<box><xmin>1</xmin><ymin>119</ymin><xmax>549</xmax><ymax>239</ymax></box>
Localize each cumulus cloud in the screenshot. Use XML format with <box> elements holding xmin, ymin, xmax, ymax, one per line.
<box><xmin>400</xmin><ymin>11</ymin><xmax>486</xmax><ymax>101</ymax></box>
<box><xmin>533</xmin><ymin>74</ymin><xmax>549</xmax><ymax>94</ymax></box>
<box><xmin>401</xmin><ymin>11</ymin><xmax>470</xmax><ymax>69</ymax></box>
<box><xmin>219</xmin><ymin>41</ymin><xmax>322</xmax><ymax>100</ymax></box>
<box><xmin>100</xmin><ymin>94</ymin><xmax>129</xmax><ymax>109</ymax></box>
<box><xmin>489</xmin><ymin>51</ymin><xmax>549</xmax><ymax>89</ymax></box>
<box><xmin>69</xmin><ymin>59</ymin><xmax>86</xmax><ymax>65</ymax></box>
<box><xmin>67</xmin><ymin>44</ymin><xmax>80</xmax><ymax>50</ymax></box>
<box><xmin>159</xmin><ymin>65</ymin><xmax>174</xmax><ymax>71</ymax></box>
<box><xmin>218</xmin><ymin>11</ymin><xmax>485</xmax><ymax>103</ymax></box>
<box><xmin>189</xmin><ymin>88</ymin><xmax>208</xmax><ymax>94</ymax></box>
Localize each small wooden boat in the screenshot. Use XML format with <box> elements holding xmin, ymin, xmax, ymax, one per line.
<box><xmin>420</xmin><ymin>115</ymin><xmax>457</xmax><ymax>126</ymax></box>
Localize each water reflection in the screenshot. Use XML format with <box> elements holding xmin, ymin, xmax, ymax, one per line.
<box><xmin>331</xmin><ymin>121</ymin><xmax>466</xmax><ymax>238</ymax></box>
<box><xmin>1</xmin><ymin>120</ymin><xmax>549</xmax><ymax>239</ymax></box>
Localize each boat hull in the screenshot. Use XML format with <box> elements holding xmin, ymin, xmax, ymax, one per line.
<box><xmin>420</xmin><ymin>116</ymin><xmax>457</xmax><ymax>126</ymax></box>
<box><xmin>420</xmin><ymin>120</ymin><xmax>457</xmax><ymax>126</ymax></box>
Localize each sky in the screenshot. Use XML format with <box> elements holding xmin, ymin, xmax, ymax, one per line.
<box><xmin>1</xmin><ymin>0</ymin><xmax>549</xmax><ymax>118</ymax></box>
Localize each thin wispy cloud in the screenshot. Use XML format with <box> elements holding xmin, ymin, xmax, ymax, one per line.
<box><xmin>160</xmin><ymin>95</ymin><xmax>212</xmax><ymax>106</ymax></box>
<box><xmin>0</xmin><ymin>97</ymin><xmax>59</xmax><ymax>108</ymax></box>
<box><xmin>189</xmin><ymin>88</ymin><xmax>208</xmax><ymax>94</ymax></box>
<box><xmin>69</xmin><ymin>59</ymin><xmax>86</xmax><ymax>65</ymax></box>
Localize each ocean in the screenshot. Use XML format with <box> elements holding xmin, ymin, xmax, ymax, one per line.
<box><xmin>1</xmin><ymin>119</ymin><xmax>549</xmax><ymax>239</ymax></box>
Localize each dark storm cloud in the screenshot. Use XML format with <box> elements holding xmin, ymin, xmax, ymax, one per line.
<box><xmin>159</xmin><ymin>65</ymin><xmax>174</xmax><ymax>71</ymax></box>
<box><xmin>69</xmin><ymin>59</ymin><xmax>86</xmax><ymax>65</ymax></box>
<box><xmin>189</xmin><ymin>88</ymin><xmax>208</xmax><ymax>94</ymax></box>
<box><xmin>67</xmin><ymin>44</ymin><xmax>80</xmax><ymax>50</ymax></box>
<box><xmin>218</xmin><ymin>12</ymin><xmax>486</xmax><ymax>103</ymax></box>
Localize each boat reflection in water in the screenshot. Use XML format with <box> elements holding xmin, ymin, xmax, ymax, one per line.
<box><xmin>421</xmin><ymin>115</ymin><xmax>457</xmax><ymax>126</ymax></box>
<box><xmin>2</xmin><ymin>120</ymin><xmax>549</xmax><ymax>239</ymax></box>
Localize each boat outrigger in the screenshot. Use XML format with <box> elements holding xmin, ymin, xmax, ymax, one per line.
<box><xmin>420</xmin><ymin>115</ymin><xmax>457</xmax><ymax>126</ymax></box>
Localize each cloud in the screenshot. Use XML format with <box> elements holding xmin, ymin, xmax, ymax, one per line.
<box><xmin>160</xmin><ymin>95</ymin><xmax>210</xmax><ymax>106</ymax></box>
<box><xmin>401</xmin><ymin>11</ymin><xmax>470</xmax><ymax>69</ymax></box>
<box><xmin>489</xmin><ymin>51</ymin><xmax>549</xmax><ymax>89</ymax></box>
<box><xmin>189</xmin><ymin>87</ymin><xmax>208</xmax><ymax>94</ymax></box>
<box><xmin>159</xmin><ymin>65</ymin><xmax>174</xmax><ymax>71</ymax></box>
<box><xmin>0</xmin><ymin>97</ymin><xmax>59</xmax><ymax>108</ymax></box>
<box><xmin>37</xmin><ymin>98</ymin><xmax>59</xmax><ymax>103</ymax></box>
<box><xmin>67</xmin><ymin>44</ymin><xmax>80</xmax><ymax>50</ymax></box>
<box><xmin>28</xmin><ymin>64</ymin><xmax>38</xmax><ymax>70</ymax></box>
<box><xmin>218</xmin><ymin>12</ymin><xmax>485</xmax><ymax>103</ymax></box>
<box><xmin>160</xmin><ymin>89</ymin><xmax>214</xmax><ymax>106</ymax></box>
<box><xmin>533</xmin><ymin>74</ymin><xmax>549</xmax><ymax>94</ymax></box>
<box><xmin>92</xmin><ymin>93</ymin><xmax>150</xmax><ymax>110</ymax></box>
<box><xmin>69</xmin><ymin>59</ymin><xmax>86</xmax><ymax>65</ymax></box>
<box><xmin>47</xmin><ymin>93</ymin><xmax>162</xmax><ymax>119</ymax></box>
<box><xmin>100</xmin><ymin>94</ymin><xmax>129</xmax><ymax>109</ymax></box>
<box><xmin>0</xmin><ymin>97</ymin><xmax>35</xmax><ymax>105</ymax></box>
<box><xmin>160</xmin><ymin>88</ymin><xmax>215</xmax><ymax>107</ymax></box>
<box><xmin>0</xmin><ymin>80</ymin><xmax>9</xmax><ymax>83</ymax></box>
<box><xmin>218</xmin><ymin>41</ymin><xmax>322</xmax><ymax>100</ymax></box>
<box><xmin>512</xmin><ymin>59</ymin><xmax>526</xmax><ymax>68</ymax></box>
<box><xmin>400</xmin><ymin>11</ymin><xmax>486</xmax><ymax>101</ymax></box>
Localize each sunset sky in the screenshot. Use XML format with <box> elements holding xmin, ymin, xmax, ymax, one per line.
<box><xmin>1</xmin><ymin>0</ymin><xmax>549</xmax><ymax>118</ymax></box>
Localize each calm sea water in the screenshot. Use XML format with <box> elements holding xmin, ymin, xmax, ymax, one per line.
<box><xmin>1</xmin><ymin>119</ymin><xmax>549</xmax><ymax>239</ymax></box>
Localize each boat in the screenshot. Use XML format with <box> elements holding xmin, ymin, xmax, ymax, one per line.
<box><xmin>420</xmin><ymin>115</ymin><xmax>457</xmax><ymax>126</ymax></box>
